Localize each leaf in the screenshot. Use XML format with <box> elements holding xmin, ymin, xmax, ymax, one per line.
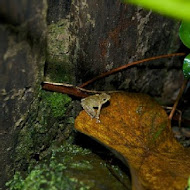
<box><xmin>122</xmin><ymin>0</ymin><xmax>190</xmax><ymax>21</ymax></box>
<box><xmin>188</xmin><ymin>177</ymin><xmax>190</xmax><ymax>190</ymax></box>
<box><xmin>183</xmin><ymin>54</ymin><xmax>190</xmax><ymax>78</ymax></box>
<box><xmin>179</xmin><ymin>21</ymin><xmax>190</xmax><ymax>49</ymax></box>
<box><xmin>75</xmin><ymin>92</ymin><xmax>190</xmax><ymax>190</ymax></box>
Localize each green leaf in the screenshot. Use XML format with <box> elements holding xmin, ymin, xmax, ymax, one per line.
<box><xmin>187</xmin><ymin>177</ymin><xmax>190</xmax><ymax>190</ymax></box>
<box><xmin>121</xmin><ymin>0</ymin><xmax>190</xmax><ymax>21</ymax></box>
<box><xmin>183</xmin><ymin>54</ymin><xmax>190</xmax><ymax>79</ymax></box>
<box><xmin>179</xmin><ymin>21</ymin><xmax>190</xmax><ymax>49</ymax></box>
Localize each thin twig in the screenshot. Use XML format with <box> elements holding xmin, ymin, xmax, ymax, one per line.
<box><xmin>79</xmin><ymin>53</ymin><xmax>185</xmax><ymax>88</ymax></box>
<box><xmin>163</xmin><ymin>106</ymin><xmax>182</xmax><ymax>127</ymax></box>
<box><xmin>168</xmin><ymin>79</ymin><xmax>188</xmax><ymax>121</ymax></box>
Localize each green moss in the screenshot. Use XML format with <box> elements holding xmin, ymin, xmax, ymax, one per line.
<box><xmin>6</xmin><ymin>165</ymin><xmax>90</xmax><ymax>190</ymax></box>
<box><xmin>8</xmin><ymin>143</ymin><xmax>131</xmax><ymax>190</ymax></box>
<box><xmin>6</xmin><ymin>167</ymin><xmax>90</xmax><ymax>190</ymax></box>
<box><xmin>7</xmin><ymin>144</ymin><xmax>92</xmax><ymax>190</ymax></box>
<box><xmin>41</xmin><ymin>91</ymin><xmax>71</xmax><ymax>118</ymax></box>
<box><xmin>14</xmin><ymin>89</ymin><xmax>73</xmax><ymax>170</ymax></box>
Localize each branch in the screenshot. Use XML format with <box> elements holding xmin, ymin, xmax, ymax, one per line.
<box><xmin>41</xmin><ymin>82</ymin><xmax>89</xmax><ymax>98</ymax></box>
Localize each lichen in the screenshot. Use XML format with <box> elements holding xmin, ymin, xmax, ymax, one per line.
<box><xmin>47</xmin><ymin>19</ymin><xmax>70</xmax><ymax>63</ymax></box>
<box><xmin>45</xmin><ymin>19</ymin><xmax>74</xmax><ymax>83</ymax></box>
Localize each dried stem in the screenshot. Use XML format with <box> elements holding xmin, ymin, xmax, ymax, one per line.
<box><xmin>168</xmin><ymin>79</ymin><xmax>188</xmax><ymax>121</ymax></box>
<box><xmin>41</xmin><ymin>82</ymin><xmax>88</xmax><ymax>98</ymax></box>
<box><xmin>41</xmin><ymin>82</ymin><xmax>117</xmax><ymax>98</ymax></box>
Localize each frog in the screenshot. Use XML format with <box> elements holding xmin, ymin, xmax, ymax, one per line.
<box><xmin>81</xmin><ymin>93</ymin><xmax>111</xmax><ymax>123</ymax></box>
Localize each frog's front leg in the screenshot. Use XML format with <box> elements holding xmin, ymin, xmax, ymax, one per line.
<box><xmin>81</xmin><ymin>102</ymin><xmax>96</xmax><ymax>119</ymax></box>
<box><xmin>95</xmin><ymin>105</ymin><xmax>102</xmax><ymax>123</ymax></box>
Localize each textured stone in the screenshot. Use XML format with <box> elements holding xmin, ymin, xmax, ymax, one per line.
<box><xmin>0</xmin><ymin>0</ymin><xmax>47</xmax><ymax>188</ymax></box>
<box><xmin>69</xmin><ymin>0</ymin><xmax>182</xmax><ymax>104</ymax></box>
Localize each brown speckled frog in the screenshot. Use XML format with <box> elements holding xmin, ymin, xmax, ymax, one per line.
<box><xmin>81</xmin><ymin>93</ymin><xmax>111</xmax><ymax>123</ymax></box>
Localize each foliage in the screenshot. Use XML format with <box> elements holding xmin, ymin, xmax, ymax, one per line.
<box><xmin>187</xmin><ymin>177</ymin><xmax>190</xmax><ymax>190</ymax></box>
<box><xmin>122</xmin><ymin>0</ymin><xmax>190</xmax><ymax>21</ymax></box>
<box><xmin>183</xmin><ymin>54</ymin><xmax>190</xmax><ymax>79</ymax></box>
<box><xmin>179</xmin><ymin>21</ymin><xmax>190</xmax><ymax>79</ymax></box>
<box><xmin>179</xmin><ymin>21</ymin><xmax>190</xmax><ymax>49</ymax></box>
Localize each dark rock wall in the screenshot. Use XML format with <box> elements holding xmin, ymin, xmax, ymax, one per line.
<box><xmin>69</xmin><ymin>0</ymin><xmax>182</xmax><ymax>104</ymax></box>
<box><xmin>47</xmin><ymin>0</ymin><xmax>71</xmax><ymax>23</ymax></box>
<box><xmin>46</xmin><ymin>0</ymin><xmax>183</xmax><ymax>105</ymax></box>
<box><xmin>0</xmin><ymin>0</ymin><xmax>47</xmax><ymax>188</ymax></box>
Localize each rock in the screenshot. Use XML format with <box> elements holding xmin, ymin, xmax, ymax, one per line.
<box><xmin>0</xmin><ymin>0</ymin><xmax>47</xmax><ymax>188</ymax></box>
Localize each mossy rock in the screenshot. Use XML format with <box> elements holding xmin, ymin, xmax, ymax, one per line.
<box><xmin>14</xmin><ymin>90</ymin><xmax>73</xmax><ymax>170</ymax></box>
<box><xmin>7</xmin><ymin>143</ymin><xmax>131</xmax><ymax>190</ymax></box>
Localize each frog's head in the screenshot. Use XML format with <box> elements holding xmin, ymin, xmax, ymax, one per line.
<box><xmin>100</xmin><ymin>93</ymin><xmax>111</xmax><ymax>104</ymax></box>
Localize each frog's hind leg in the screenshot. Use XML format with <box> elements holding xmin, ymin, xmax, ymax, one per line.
<box><xmin>81</xmin><ymin>102</ymin><xmax>96</xmax><ymax>119</ymax></box>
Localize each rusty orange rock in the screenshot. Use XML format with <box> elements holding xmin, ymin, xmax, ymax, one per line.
<box><xmin>75</xmin><ymin>92</ymin><xmax>190</xmax><ymax>190</ymax></box>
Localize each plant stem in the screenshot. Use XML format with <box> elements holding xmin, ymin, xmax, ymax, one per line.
<box><xmin>169</xmin><ymin>79</ymin><xmax>188</xmax><ymax>121</ymax></box>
